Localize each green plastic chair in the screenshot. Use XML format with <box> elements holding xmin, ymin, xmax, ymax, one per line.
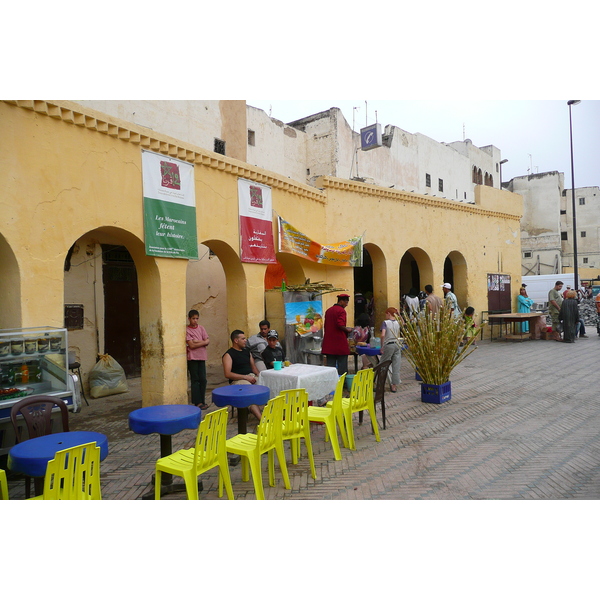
<box><xmin>341</xmin><ymin>368</ymin><xmax>380</xmax><ymax>450</ymax></box>
<box><xmin>226</xmin><ymin>395</ymin><xmax>291</xmax><ymax>500</ymax></box>
<box><xmin>155</xmin><ymin>407</ymin><xmax>234</xmax><ymax>500</ymax></box>
<box><xmin>307</xmin><ymin>373</ymin><xmax>348</xmax><ymax>460</ymax></box>
<box><xmin>30</xmin><ymin>442</ymin><xmax>102</xmax><ymax>500</ymax></box>
<box><xmin>280</xmin><ymin>388</ymin><xmax>316</xmax><ymax>480</ymax></box>
<box><xmin>0</xmin><ymin>468</ymin><xmax>8</xmax><ymax>500</ymax></box>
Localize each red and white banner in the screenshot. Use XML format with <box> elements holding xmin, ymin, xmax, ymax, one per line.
<box><xmin>238</xmin><ymin>179</ymin><xmax>276</xmax><ymax>264</ymax></box>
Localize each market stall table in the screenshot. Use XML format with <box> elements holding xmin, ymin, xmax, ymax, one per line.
<box><xmin>8</xmin><ymin>430</ymin><xmax>109</xmax><ymax>495</ymax></box>
<box><xmin>128</xmin><ymin>404</ymin><xmax>201</xmax><ymax>500</ymax></box>
<box><xmin>258</xmin><ymin>363</ymin><xmax>339</xmax><ymax>405</ymax></box>
<box><xmin>488</xmin><ymin>312</ymin><xmax>545</xmax><ymax>341</ymax></box>
<box><xmin>356</xmin><ymin>345</ymin><xmax>381</xmax><ymax>367</ymax></box>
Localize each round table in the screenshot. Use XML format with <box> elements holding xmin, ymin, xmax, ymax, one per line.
<box><xmin>212</xmin><ymin>385</ymin><xmax>270</xmax><ymax>435</ymax></box>
<box><xmin>8</xmin><ymin>431</ymin><xmax>109</xmax><ymax>494</ymax></box>
<box><xmin>356</xmin><ymin>345</ymin><xmax>381</xmax><ymax>366</ymax></box>
<box><xmin>129</xmin><ymin>404</ymin><xmax>201</xmax><ymax>499</ymax></box>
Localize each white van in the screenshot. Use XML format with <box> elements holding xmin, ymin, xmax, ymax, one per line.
<box><xmin>521</xmin><ymin>274</ymin><xmax>575</xmax><ymax>309</ymax></box>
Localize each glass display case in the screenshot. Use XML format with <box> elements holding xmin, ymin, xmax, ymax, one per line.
<box><xmin>0</xmin><ymin>326</ymin><xmax>78</xmax><ymax>457</ymax></box>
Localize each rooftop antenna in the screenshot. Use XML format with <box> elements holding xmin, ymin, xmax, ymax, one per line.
<box><xmin>528</xmin><ymin>154</ymin><xmax>532</xmax><ymax>175</ymax></box>
<box><xmin>365</xmin><ymin>100</ymin><xmax>368</xmax><ymax>126</ymax></box>
<box><xmin>375</xmin><ymin>109</ymin><xmax>378</xmax><ymax>124</ymax></box>
<box><xmin>463</xmin><ymin>123</ymin><xmax>465</xmax><ymax>141</ymax></box>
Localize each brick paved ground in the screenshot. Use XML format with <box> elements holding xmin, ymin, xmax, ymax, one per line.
<box><xmin>6</xmin><ymin>335</ymin><xmax>600</xmax><ymax>500</ymax></box>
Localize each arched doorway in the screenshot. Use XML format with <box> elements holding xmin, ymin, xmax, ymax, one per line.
<box><xmin>0</xmin><ymin>233</ymin><xmax>21</xmax><ymax>328</ymax></box>
<box><xmin>443</xmin><ymin>251</ymin><xmax>468</xmax><ymax>308</ymax></box>
<box><xmin>399</xmin><ymin>247</ymin><xmax>434</xmax><ymax>300</ymax></box>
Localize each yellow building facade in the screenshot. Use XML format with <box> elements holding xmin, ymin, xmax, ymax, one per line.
<box><xmin>0</xmin><ymin>100</ymin><xmax>523</xmax><ymax>407</ymax></box>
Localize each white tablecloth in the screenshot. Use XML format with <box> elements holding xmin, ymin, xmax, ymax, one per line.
<box><xmin>257</xmin><ymin>363</ymin><xmax>339</xmax><ymax>402</ymax></box>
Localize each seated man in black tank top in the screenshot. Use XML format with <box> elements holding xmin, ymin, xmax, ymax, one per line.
<box><xmin>222</xmin><ymin>329</ymin><xmax>262</xmax><ymax>420</ymax></box>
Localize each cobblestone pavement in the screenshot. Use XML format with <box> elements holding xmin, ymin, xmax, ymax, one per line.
<box><xmin>6</xmin><ymin>335</ymin><xmax>600</xmax><ymax>500</ymax></box>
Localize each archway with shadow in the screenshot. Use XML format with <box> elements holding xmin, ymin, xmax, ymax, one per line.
<box><xmin>399</xmin><ymin>247</ymin><xmax>434</xmax><ymax>300</ymax></box>
<box><xmin>443</xmin><ymin>251</ymin><xmax>468</xmax><ymax>308</ymax></box>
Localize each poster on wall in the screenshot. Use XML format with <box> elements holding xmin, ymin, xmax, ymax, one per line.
<box><xmin>285</xmin><ymin>300</ymin><xmax>324</xmax><ymax>336</ymax></box>
<box><xmin>142</xmin><ymin>150</ymin><xmax>198</xmax><ymax>259</ymax></box>
<box><xmin>238</xmin><ymin>178</ymin><xmax>276</xmax><ymax>264</ymax></box>
<box><xmin>278</xmin><ymin>216</ymin><xmax>363</xmax><ymax>267</ymax></box>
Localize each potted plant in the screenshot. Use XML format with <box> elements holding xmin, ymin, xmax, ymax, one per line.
<box><xmin>398</xmin><ymin>308</ymin><xmax>480</xmax><ymax>403</ymax></box>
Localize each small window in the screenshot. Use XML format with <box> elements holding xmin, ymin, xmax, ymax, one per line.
<box><xmin>425</xmin><ymin>173</ymin><xmax>431</xmax><ymax>187</ymax></box>
<box><xmin>438</xmin><ymin>178</ymin><xmax>444</xmax><ymax>192</ymax></box>
<box><xmin>583</xmin><ymin>257</ymin><xmax>589</xmax><ymax>264</ymax></box>
<box><xmin>214</xmin><ymin>138</ymin><xmax>226</xmax><ymax>155</ymax></box>
<box><xmin>248</xmin><ymin>130</ymin><xmax>255</xmax><ymax>146</ymax></box>
<box><xmin>561</xmin><ymin>232</ymin><xmax>568</xmax><ymax>241</ymax></box>
<box><xmin>579</xmin><ymin>197</ymin><xmax>585</xmax><ymax>205</ymax></box>
<box><xmin>523</xmin><ymin>251</ymin><xmax>532</xmax><ymax>258</ymax></box>
<box><xmin>560</xmin><ymin>209</ymin><xmax>567</xmax><ymax>215</ymax></box>
<box><xmin>581</xmin><ymin>231</ymin><xmax>586</xmax><ymax>237</ymax></box>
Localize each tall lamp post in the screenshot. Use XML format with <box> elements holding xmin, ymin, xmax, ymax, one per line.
<box><xmin>568</xmin><ymin>100</ymin><xmax>581</xmax><ymax>290</ymax></box>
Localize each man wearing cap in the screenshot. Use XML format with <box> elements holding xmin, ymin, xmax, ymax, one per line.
<box><xmin>322</xmin><ymin>293</ymin><xmax>353</xmax><ymax>376</ymax></box>
<box><xmin>248</xmin><ymin>319</ymin><xmax>282</xmax><ymax>372</ymax></box>
<box><xmin>261</xmin><ymin>330</ymin><xmax>286</xmax><ymax>369</ymax></box>
<box><xmin>442</xmin><ymin>283</ymin><xmax>460</xmax><ymax>318</ymax></box>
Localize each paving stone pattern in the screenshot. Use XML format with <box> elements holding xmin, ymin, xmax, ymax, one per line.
<box><xmin>7</xmin><ymin>336</ymin><xmax>600</xmax><ymax>500</ymax></box>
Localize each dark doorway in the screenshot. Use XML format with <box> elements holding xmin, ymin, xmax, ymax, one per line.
<box><xmin>443</xmin><ymin>257</ymin><xmax>454</xmax><ymax>287</ymax></box>
<box><xmin>353</xmin><ymin>248</ymin><xmax>373</xmax><ymax>295</ymax></box>
<box><xmin>399</xmin><ymin>251</ymin><xmax>420</xmax><ymax>297</ymax></box>
<box><xmin>102</xmin><ymin>245</ymin><xmax>141</xmax><ymax>377</ymax></box>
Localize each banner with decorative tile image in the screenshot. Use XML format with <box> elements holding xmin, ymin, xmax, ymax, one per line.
<box><xmin>142</xmin><ymin>150</ymin><xmax>198</xmax><ymax>259</ymax></box>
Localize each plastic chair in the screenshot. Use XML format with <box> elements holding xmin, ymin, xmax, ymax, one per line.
<box><xmin>280</xmin><ymin>388</ymin><xmax>316</xmax><ymax>480</ymax></box>
<box><xmin>10</xmin><ymin>395</ymin><xmax>70</xmax><ymax>498</ymax></box>
<box><xmin>308</xmin><ymin>373</ymin><xmax>348</xmax><ymax>460</ymax></box>
<box><xmin>155</xmin><ymin>408</ymin><xmax>234</xmax><ymax>500</ymax></box>
<box><xmin>372</xmin><ymin>359</ymin><xmax>392</xmax><ymax>430</ymax></box>
<box><xmin>29</xmin><ymin>442</ymin><xmax>102</xmax><ymax>500</ymax></box>
<box><xmin>225</xmin><ymin>395</ymin><xmax>291</xmax><ymax>500</ymax></box>
<box><xmin>0</xmin><ymin>469</ymin><xmax>8</xmax><ymax>500</ymax></box>
<box><xmin>341</xmin><ymin>368</ymin><xmax>380</xmax><ymax>450</ymax></box>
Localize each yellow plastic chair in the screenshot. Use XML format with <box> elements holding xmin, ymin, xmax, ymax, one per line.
<box><xmin>225</xmin><ymin>395</ymin><xmax>291</xmax><ymax>500</ymax></box>
<box><xmin>280</xmin><ymin>388</ymin><xmax>316</xmax><ymax>480</ymax></box>
<box><xmin>0</xmin><ymin>468</ymin><xmax>8</xmax><ymax>500</ymax></box>
<box><xmin>155</xmin><ymin>407</ymin><xmax>234</xmax><ymax>500</ymax></box>
<box><xmin>30</xmin><ymin>442</ymin><xmax>102</xmax><ymax>500</ymax></box>
<box><xmin>308</xmin><ymin>373</ymin><xmax>348</xmax><ymax>460</ymax></box>
<box><xmin>342</xmin><ymin>368</ymin><xmax>380</xmax><ymax>450</ymax></box>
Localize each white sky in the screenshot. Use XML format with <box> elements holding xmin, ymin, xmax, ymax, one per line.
<box><xmin>246</xmin><ymin>99</ymin><xmax>599</xmax><ymax>188</ymax></box>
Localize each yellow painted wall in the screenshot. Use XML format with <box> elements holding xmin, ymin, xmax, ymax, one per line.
<box><xmin>0</xmin><ymin>100</ymin><xmax>523</xmax><ymax>406</ymax></box>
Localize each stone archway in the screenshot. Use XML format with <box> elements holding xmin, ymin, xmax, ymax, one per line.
<box><xmin>443</xmin><ymin>250</ymin><xmax>468</xmax><ymax>309</ymax></box>
<box><xmin>399</xmin><ymin>247</ymin><xmax>434</xmax><ymax>299</ymax></box>
<box><xmin>0</xmin><ymin>233</ymin><xmax>21</xmax><ymax>329</ymax></box>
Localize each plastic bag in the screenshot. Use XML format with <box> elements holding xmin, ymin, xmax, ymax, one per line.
<box><xmin>89</xmin><ymin>354</ymin><xmax>128</xmax><ymax>398</ymax></box>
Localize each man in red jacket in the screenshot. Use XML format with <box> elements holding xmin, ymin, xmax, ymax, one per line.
<box><xmin>322</xmin><ymin>293</ymin><xmax>353</xmax><ymax>376</ymax></box>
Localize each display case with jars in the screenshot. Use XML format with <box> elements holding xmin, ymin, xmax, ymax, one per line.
<box><xmin>0</xmin><ymin>327</ymin><xmax>79</xmax><ymax>455</ymax></box>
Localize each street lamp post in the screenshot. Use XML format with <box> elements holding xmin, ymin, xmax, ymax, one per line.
<box><xmin>568</xmin><ymin>100</ymin><xmax>581</xmax><ymax>290</ymax></box>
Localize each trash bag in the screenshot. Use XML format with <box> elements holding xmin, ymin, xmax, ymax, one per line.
<box><xmin>89</xmin><ymin>354</ymin><xmax>128</xmax><ymax>398</ymax></box>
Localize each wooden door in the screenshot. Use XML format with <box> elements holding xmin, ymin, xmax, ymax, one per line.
<box><xmin>102</xmin><ymin>245</ymin><xmax>141</xmax><ymax>377</ymax></box>
<box><xmin>487</xmin><ymin>273</ymin><xmax>512</xmax><ymax>312</ymax></box>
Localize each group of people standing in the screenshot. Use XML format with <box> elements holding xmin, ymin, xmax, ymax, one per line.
<box><xmin>547</xmin><ymin>281</ymin><xmax>588</xmax><ymax>343</ymax></box>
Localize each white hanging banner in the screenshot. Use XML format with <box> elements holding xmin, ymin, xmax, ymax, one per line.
<box><xmin>238</xmin><ymin>178</ymin><xmax>276</xmax><ymax>264</ymax></box>
<box><xmin>142</xmin><ymin>150</ymin><xmax>198</xmax><ymax>259</ymax></box>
